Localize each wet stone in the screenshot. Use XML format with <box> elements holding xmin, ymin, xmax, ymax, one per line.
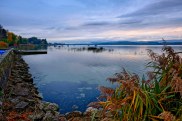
<box><xmin>43</xmin><ymin>111</ymin><xmax>60</xmax><ymax>121</ymax></box>
<box><xmin>0</xmin><ymin>113</ymin><xmax>5</xmax><ymax>121</ymax></box>
<box><xmin>59</xmin><ymin>116</ymin><xmax>67</xmax><ymax>121</ymax></box>
<box><xmin>34</xmin><ymin>93</ymin><xmax>43</xmax><ymax>99</ymax></box>
<box><xmin>2</xmin><ymin>54</ymin><xmax>65</xmax><ymax>120</ymax></box>
<box><xmin>0</xmin><ymin>101</ymin><xmax>2</xmax><ymax>106</ymax></box>
<box><xmin>65</xmin><ymin>111</ymin><xmax>83</xmax><ymax>119</ymax></box>
<box><xmin>43</xmin><ymin>102</ymin><xmax>59</xmax><ymax>112</ymax></box>
<box><xmin>29</xmin><ymin>110</ymin><xmax>45</xmax><ymax>120</ymax></box>
<box><xmin>13</xmin><ymin>87</ymin><xmax>29</xmax><ymax>96</ymax></box>
<box><xmin>15</xmin><ymin>101</ymin><xmax>29</xmax><ymax>109</ymax></box>
<box><xmin>24</xmin><ymin>77</ymin><xmax>33</xmax><ymax>82</ymax></box>
<box><xmin>68</xmin><ymin>117</ymin><xmax>84</xmax><ymax>121</ymax></box>
<box><xmin>10</xmin><ymin>97</ymin><xmax>20</xmax><ymax>104</ymax></box>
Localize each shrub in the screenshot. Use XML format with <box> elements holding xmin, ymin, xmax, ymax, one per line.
<box><xmin>0</xmin><ymin>41</ymin><xmax>8</xmax><ymax>49</ymax></box>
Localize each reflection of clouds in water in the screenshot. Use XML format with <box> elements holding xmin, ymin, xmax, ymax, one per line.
<box><xmin>29</xmin><ymin>70</ymin><xmax>48</xmax><ymax>86</ymax></box>
<box><xmin>77</xmin><ymin>87</ymin><xmax>93</xmax><ymax>98</ymax></box>
<box><xmin>78</xmin><ymin>87</ymin><xmax>92</xmax><ymax>92</ymax></box>
<box><xmin>23</xmin><ymin>45</ymin><xmax>182</xmax><ymax>113</ymax></box>
<box><xmin>35</xmin><ymin>80</ymin><xmax>100</xmax><ymax>113</ymax></box>
<box><xmin>80</xmin><ymin>93</ymin><xmax>85</xmax><ymax>98</ymax></box>
<box><xmin>86</xmin><ymin>63</ymin><xmax>108</xmax><ymax>67</ymax></box>
<box><xmin>100</xmin><ymin>51</ymin><xmax>149</xmax><ymax>61</ymax></box>
<box><xmin>76</xmin><ymin>93</ymin><xmax>85</xmax><ymax>99</ymax></box>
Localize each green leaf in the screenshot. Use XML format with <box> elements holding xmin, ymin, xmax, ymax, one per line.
<box><xmin>166</xmin><ymin>95</ymin><xmax>175</xmax><ymax>99</ymax></box>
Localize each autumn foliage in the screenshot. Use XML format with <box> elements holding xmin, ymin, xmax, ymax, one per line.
<box><xmin>0</xmin><ymin>41</ymin><xmax>8</xmax><ymax>48</ymax></box>
<box><xmin>6</xmin><ymin>111</ymin><xmax>32</xmax><ymax>121</ymax></box>
<box><xmin>7</xmin><ymin>32</ymin><xmax>13</xmax><ymax>42</ymax></box>
<box><xmin>92</xmin><ymin>45</ymin><xmax>182</xmax><ymax>121</ymax></box>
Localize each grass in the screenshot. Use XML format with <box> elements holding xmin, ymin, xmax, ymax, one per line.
<box><xmin>91</xmin><ymin>45</ymin><xmax>182</xmax><ymax>121</ymax></box>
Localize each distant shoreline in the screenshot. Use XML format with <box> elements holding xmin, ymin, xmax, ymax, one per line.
<box><xmin>48</xmin><ymin>43</ymin><xmax>182</xmax><ymax>46</ymax></box>
<box><xmin>48</xmin><ymin>41</ymin><xmax>182</xmax><ymax>46</ymax></box>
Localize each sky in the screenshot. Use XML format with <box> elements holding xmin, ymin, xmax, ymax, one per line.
<box><xmin>0</xmin><ymin>0</ymin><xmax>182</xmax><ymax>42</ymax></box>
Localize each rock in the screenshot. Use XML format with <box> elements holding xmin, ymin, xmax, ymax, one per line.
<box><xmin>2</xmin><ymin>55</ymin><xmax>62</xmax><ymax>121</ymax></box>
<box><xmin>101</xmin><ymin>117</ymin><xmax>113</xmax><ymax>121</ymax></box>
<box><xmin>13</xmin><ymin>78</ymin><xmax>23</xmax><ymax>84</ymax></box>
<box><xmin>84</xmin><ymin>110</ymin><xmax>102</xmax><ymax>120</ymax></box>
<box><xmin>0</xmin><ymin>101</ymin><xmax>2</xmax><ymax>106</ymax></box>
<box><xmin>26</xmin><ymin>98</ymin><xmax>36</xmax><ymax>103</ymax></box>
<box><xmin>34</xmin><ymin>93</ymin><xmax>43</xmax><ymax>99</ymax></box>
<box><xmin>65</xmin><ymin>111</ymin><xmax>82</xmax><ymax>120</ymax></box>
<box><xmin>83</xmin><ymin>111</ymin><xmax>91</xmax><ymax>117</ymax></box>
<box><xmin>68</xmin><ymin>117</ymin><xmax>84</xmax><ymax>121</ymax></box>
<box><xmin>24</xmin><ymin>74</ymin><xmax>32</xmax><ymax>78</ymax></box>
<box><xmin>43</xmin><ymin>102</ymin><xmax>59</xmax><ymax>112</ymax></box>
<box><xmin>43</xmin><ymin>111</ymin><xmax>60</xmax><ymax>121</ymax></box>
<box><xmin>15</xmin><ymin>101</ymin><xmax>29</xmax><ymax>109</ymax></box>
<box><xmin>10</xmin><ymin>97</ymin><xmax>20</xmax><ymax>104</ymax></box>
<box><xmin>0</xmin><ymin>113</ymin><xmax>5</xmax><ymax>121</ymax></box>
<box><xmin>84</xmin><ymin>107</ymin><xmax>98</xmax><ymax>117</ymax></box>
<box><xmin>85</xmin><ymin>107</ymin><xmax>98</xmax><ymax>113</ymax></box>
<box><xmin>59</xmin><ymin>116</ymin><xmax>67</xmax><ymax>121</ymax></box>
<box><xmin>2</xmin><ymin>101</ymin><xmax>13</xmax><ymax>110</ymax></box>
<box><xmin>83</xmin><ymin>117</ymin><xmax>92</xmax><ymax>121</ymax></box>
<box><xmin>29</xmin><ymin>110</ymin><xmax>45</xmax><ymax>120</ymax></box>
<box><xmin>13</xmin><ymin>87</ymin><xmax>29</xmax><ymax>96</ymax></box>
<box><xmin>24</xmin><ymin>77</ymin><xmax>33</xmax><ymax>82</ymax></box>
<box><xmin>38</xmin><ymin>102</ymin><xmax>44</xmax><ymax>110</ymax></box>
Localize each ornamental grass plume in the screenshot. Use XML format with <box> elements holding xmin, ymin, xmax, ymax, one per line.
<box><xmin>90</xmin><ymin>45</ymin><xmax>182</xmax><ymax>121</ymax></box>
<box><xmin>147</xmin><ymin>45</ymin><xmax>182</xmax><ymax>96</ymax></box>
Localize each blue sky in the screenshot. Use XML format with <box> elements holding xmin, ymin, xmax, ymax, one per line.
<box><xmin>0</xmin><ymin>0</ymin><xmax>182</xmax><ymax>42</ymax></box>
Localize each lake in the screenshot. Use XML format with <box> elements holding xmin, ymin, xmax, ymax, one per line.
<box><xmin>23</xmin><ymin>45</ymin><xmax>182</xmax><ymax>113</ymax></box>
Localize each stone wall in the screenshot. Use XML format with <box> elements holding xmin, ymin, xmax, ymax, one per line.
<box><xmin>0</xmin><ymin>49</ymin><xmax>14</xmax><ymax>89</ymax></box>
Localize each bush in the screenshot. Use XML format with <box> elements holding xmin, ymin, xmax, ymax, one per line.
<box><xmin>0</xmin><ymin>41</ymin><xmax>8</xmax><ymax>49</ymax></box>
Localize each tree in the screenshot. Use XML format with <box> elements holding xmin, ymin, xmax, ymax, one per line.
<box><xmin>0</xmin><ymin>25</ymin><xmax>7</xmax><ymax>40</ymax></box>
<box><xmin>0</xmin><ymin>41</ymin><xmax>8</xmax><ymax>48</ymax></box>
<box><xmin>7</xmin><ymin>32</ymin><xmax>17</xmax><ymax>46</ymax></box>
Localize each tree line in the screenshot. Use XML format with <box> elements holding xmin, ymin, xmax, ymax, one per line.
<box><xmin>0</xmin><ymin>25</ymin><xmax>47</xmax><ymax>49</ymax></box>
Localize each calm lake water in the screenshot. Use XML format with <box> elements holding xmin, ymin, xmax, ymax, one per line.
<box><xmin>23</xmin><ymin>45</ymin><xmax>182</xmax><ymax>113</ymax></box>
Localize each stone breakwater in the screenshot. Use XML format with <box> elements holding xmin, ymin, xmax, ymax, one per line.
<box><xmin>0</xmin><ymin>54</ymin><xmax>61</xmax><ymax>120</ymax></box>
<box><xmin>0</xmin><ymin>49</ymin><xmax>14</xmax><ymax>89</ymax></box>
<box><xmin>0</xmin><ymin>53</ymin><xmax>113</xmax><ymax>121</ymax></box>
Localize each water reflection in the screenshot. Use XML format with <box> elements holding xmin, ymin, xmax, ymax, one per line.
<box><xmin>39</xmin><ymin>81</ymin><xmax>99</xmax><ymax>113</ymax></box>
<box><xmin>23</xmin><ymin>45</ymin><xmax>182</xmax><ymax>113</ymax></box>
<box><xmin>69</xmin><ymin>47</ymin><xmax>113</xmax><ymax>53</ymax></box>
<box><xmin>17</xmin><ymin>44</ymin><xmax>47</xmax><ymax>50</ymax></box>
<box><xmin>52</xmin><ymin>45</ymin><xmax>113</xmax><ymax>53</ymax></box>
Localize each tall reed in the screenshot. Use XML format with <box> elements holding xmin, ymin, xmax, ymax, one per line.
<box><xmin>92</xmin><ymin>45</ymin><xmax>182</xmax><ymax>121</ymax></box>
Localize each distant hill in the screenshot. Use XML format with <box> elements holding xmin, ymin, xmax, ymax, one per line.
<box><xmin>92</xmin><ymin>40</ymin><xmax>182</xmax><ymax>45</ymax></box>
<box><xmin>50</xmin><ymin>39</ymin><xmax>182</xmax><ymax>45</ymax></box>
<box><xmin>49</xmin><ymin>40</ymin><xmax>182</xmax><ymax>46</ymax></box>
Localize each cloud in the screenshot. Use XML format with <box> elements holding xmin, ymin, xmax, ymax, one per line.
<box><xmin>119</xmin><ymin>20</ymin><xmax>143</xmax><ymax>25</ymax></box>
<box><xmin>116</xmin><ymin>0</ymin><xmax>182</xmax><ymax>31</ymax></box>
<box><xmin>82</xmin><ymin>21</ymin><xmax>111</xmax><ymax>27</ymax></box>
<box><xmin>120</xmin><ymin>0</ymin><xmax>182</xmax><ymax>17</ymax></box>
<box><xmin>0</xmin><ymin>0</ymin><xmax>182</xmax><ymax>42</ymax></box>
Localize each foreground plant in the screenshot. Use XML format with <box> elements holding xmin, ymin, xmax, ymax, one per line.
<box><xmin>6</xmin><ymin>111</ymin><xmax>32</xmax><ymax>121</ymax></box>
<box><xmin>91</xmin><ymin>45</ymin><xmax>182</xmax><ymax>121</ymax></box>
